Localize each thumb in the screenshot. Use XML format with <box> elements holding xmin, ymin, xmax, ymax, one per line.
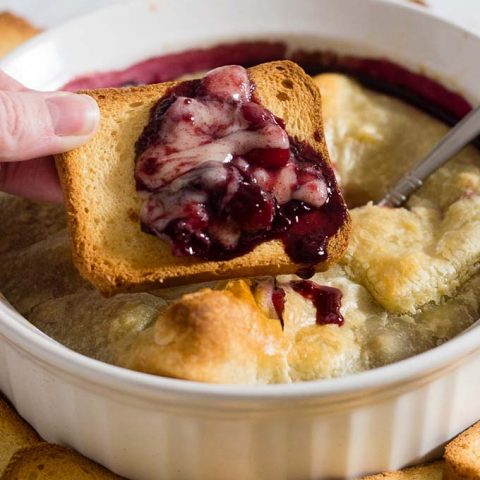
<box><xmin>0</xmin><ymin>90</ymin><xmax>99</xmax><ymax>162</ymax></box>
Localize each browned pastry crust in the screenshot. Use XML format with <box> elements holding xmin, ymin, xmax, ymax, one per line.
<box><xmin>102</xmin><ymin>275</ymin><xmax>366</xmax><ymax>384</ymax></box>
<box><xmin>56</xmin><ymin>60</ymin><xmax>351</xmax><ymax>294</ymax></box>
<box><xmin>314</xmin><ymin>73</ymin><xmax>480</xmax><ymax>315</ymax></box>
<box><xmin>124</xmin><ymin>280</ymin><xmax>286</xmax><ymax>383</ymax></box>
<box><xmin>0</xmin><ymin>12</ymin><xmax>40</xmax><ymax>58</ymax></box>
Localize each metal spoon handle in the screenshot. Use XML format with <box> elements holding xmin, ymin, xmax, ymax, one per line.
<box><xmin>379</xmin><ymin>105</ymin><xmax>480</xmax><ymax>207</ymax></box>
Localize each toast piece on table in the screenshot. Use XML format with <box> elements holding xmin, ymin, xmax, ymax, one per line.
<box><xmin>361</xmin><ymin>461</ymin><xmax>445</xmax><ymax>479</ymax></box>
<box><xmin>0</xmin><ymin>12</ymin><xmax>39</xmax><ymax>57</ymax></box>
<box><xmin>2</xmin><ymin>444</ymin><xmax>123</xmax><ymax>479</ymax></box>
<box><xmin>444</xmin><ymin>422</ymin><xmax>480</xmax><ymax>480</ymax></box>
<box><xmin>0</xmin><ymin>394</ymin><xmax>42</xmax><ymax>475</ymax></box>
<box><xmin>56</xmin><ymin>60</ymin><xmax>350</xmax><ymax>294</ymax></box>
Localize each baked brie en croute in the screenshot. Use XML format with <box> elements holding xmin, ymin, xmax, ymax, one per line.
<box><xmin>1</xmin><ymin>73</ymin><xmax>480</xmax><ymax>384</ymax></box>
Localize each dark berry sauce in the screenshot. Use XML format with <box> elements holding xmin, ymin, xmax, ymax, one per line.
<box><xmin>64</xmin><ymin>42</ymin><xmax>286</xmax><ymax>91</ymax></box>
<box><xmin>271</xmin><ymin>287</ymin><xmax>286</xmax><ymax>326</ymax></box>
<box><xmin>290</xmin><ymin>280</ymin><xmax>344</xmax><ymax>326</ymax></box>
<box><xmin>291</xmin><ymin>50</ymin><xmax>471</xmax><ymax>125</ymax></box>
<box><xmin>64</xmin><ymin>41</ymin><xmax>473</xmax><ymax>130</ymax></box>
<box><xmin>135</xmin><ymin>65</ymin><xmax>348</xmax><ymax>266</ymax></box>
<box><xmin>296</xmin><ymin>265</ymin><xmax>316</xmax><ymax>279</ymax></box>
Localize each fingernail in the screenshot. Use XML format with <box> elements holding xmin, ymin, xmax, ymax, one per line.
<box><xmin>46</xmin><ymin>92</ymin><xmax>100</xmax><ymax>137</ymax></box>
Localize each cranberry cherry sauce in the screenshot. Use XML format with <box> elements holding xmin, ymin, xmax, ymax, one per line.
<box><xmin>254</xmin><ymin>277</ymin><xmax>344</xmax><ymax>328</ymax></box>
<box><xmin>291</xmin><ymin>281</ymin><xmax>344</xmax><ymax>326</ymax></box>
<box><xmin>65</xmin><ymin>41</ymin><xmax>471</xmax><ymax>127</ymax></box>
<box><xmin>135</xmin><ymin>65</ymin><xmax>347</xmax><ymax>269</ymax></box>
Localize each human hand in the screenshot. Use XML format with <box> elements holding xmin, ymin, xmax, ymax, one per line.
<box><xmin>0</xmin><ymin>70</ymin><xmax>99</xmax><ymax>202</ymax></box>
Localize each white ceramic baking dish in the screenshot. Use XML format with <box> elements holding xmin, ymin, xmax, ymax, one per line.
<box><xmin>1</xmin><ymin>0</ymin><xmax>480</xmax><ymax>478</ymax></box>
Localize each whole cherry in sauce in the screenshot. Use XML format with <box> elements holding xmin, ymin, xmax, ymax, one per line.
<box><xmin>135</xmin><ymin>65</ymin><xmax>347</xmax><ymax>268</ymax></box>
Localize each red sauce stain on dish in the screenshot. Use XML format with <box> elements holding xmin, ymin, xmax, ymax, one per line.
<box><xmin>292</xmin><ymin>50</ymin><xmax>470</xmax><ymax>121</ymax></box>
<box><xmin>290</xmin><ymin>280</ymin><xmax>344</xmax><ymax>326</ymax></box>
<box><xmin>135</xmin><ymin>65</ymin><xmax>348</xmax><ymax>265</ymax></box>
<box><xmin>63</xmin><ymin>41</ymin><xmax>471</xmax><ymax>124</ymax></box>
<box><xmin>64</xmin><ymin>41</ymin><xmax>286</xmax><ymax>90</ymax></box>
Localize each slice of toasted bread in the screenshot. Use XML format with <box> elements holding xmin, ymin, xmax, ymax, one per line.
<box><xmin>0</xmin><ymin>393</ymin><xmax>42</xmax><ymax>475</ymax></box>
<box><xmin>56</xmin><ymin>60</ymin><xmax>350</xmax><ymax>294</ymax></box>
<box><xmin>2</xmin><ymin>444</ymin><xmax>123</xmax><ymax>479</ymax></box>
<box><xmin>361</xmin><ymin>461</ymin><xmax>445</xmax><ymax>479</ymax></box>
<box><xmin>444</xmin><ymin>422</ymin><xmax>480</xmax><ymax>480</ymax></box>
<box><xmin>0</xmin><ymin>12</ymin><xmax>39</xmax><ymax>58</ymax></box>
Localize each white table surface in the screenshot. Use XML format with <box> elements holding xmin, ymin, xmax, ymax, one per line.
<box><xmin>0</xmin><ymin>0</ymin><xmax>479</xmax><ymax>34</ymax></box>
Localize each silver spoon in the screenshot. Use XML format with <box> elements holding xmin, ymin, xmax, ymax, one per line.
<box><xmin>379</xmin><ymin>105</ymin><xmax>480</xmax><ymax>207</ymax></box>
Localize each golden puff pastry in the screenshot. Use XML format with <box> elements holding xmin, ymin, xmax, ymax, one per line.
<box><xmin>315</xmin><ymin>73</ymin><xmax>480</xmax><ymax>207</ymax></box>
<box><xmin>344</xmin><ymin>198</ymin><xmax>480</xmax><ymax>313</ymax></box>
<box><xmin>315</xmin><ymin>74</ymin><xmax>480</xmax><ymax>314</ymax></box>
<box><xmin>123</xmin><ymin>280</ymin><xmax>287</xmax><ymax>384</ymax></box>
<box><xmin>30</xmin><ymin>273</ymin><xmax>370</xmax><ymax>383</ymax></box>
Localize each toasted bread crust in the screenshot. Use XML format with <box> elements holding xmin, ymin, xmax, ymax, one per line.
<box><xmin>444</xmin><ymin>422</ymin><xmax>480</xmax><ymax>480</ymax></box>
<box><xmin>2</xmin><ymin>444</ymin><xmax>123</xmax><ymax>479</ymax></box>
<box><xmin>361</xmin><ymin>461</ymin><xmax>445</xmax><ymax>479</ymax></box>
<box><xmin>57</xmin><ymin>61</ymin><xmax>350</xmax><ymax>294</ymax></box>
<box><xmin>0</xmin><ymin>393</ymin><xmax>42</xmax><ymax>475</ymax></box>
<box><xmin>0</xmin><ymin>12</ymin><xmax>39</xmax><ymax>57</ymax></box>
